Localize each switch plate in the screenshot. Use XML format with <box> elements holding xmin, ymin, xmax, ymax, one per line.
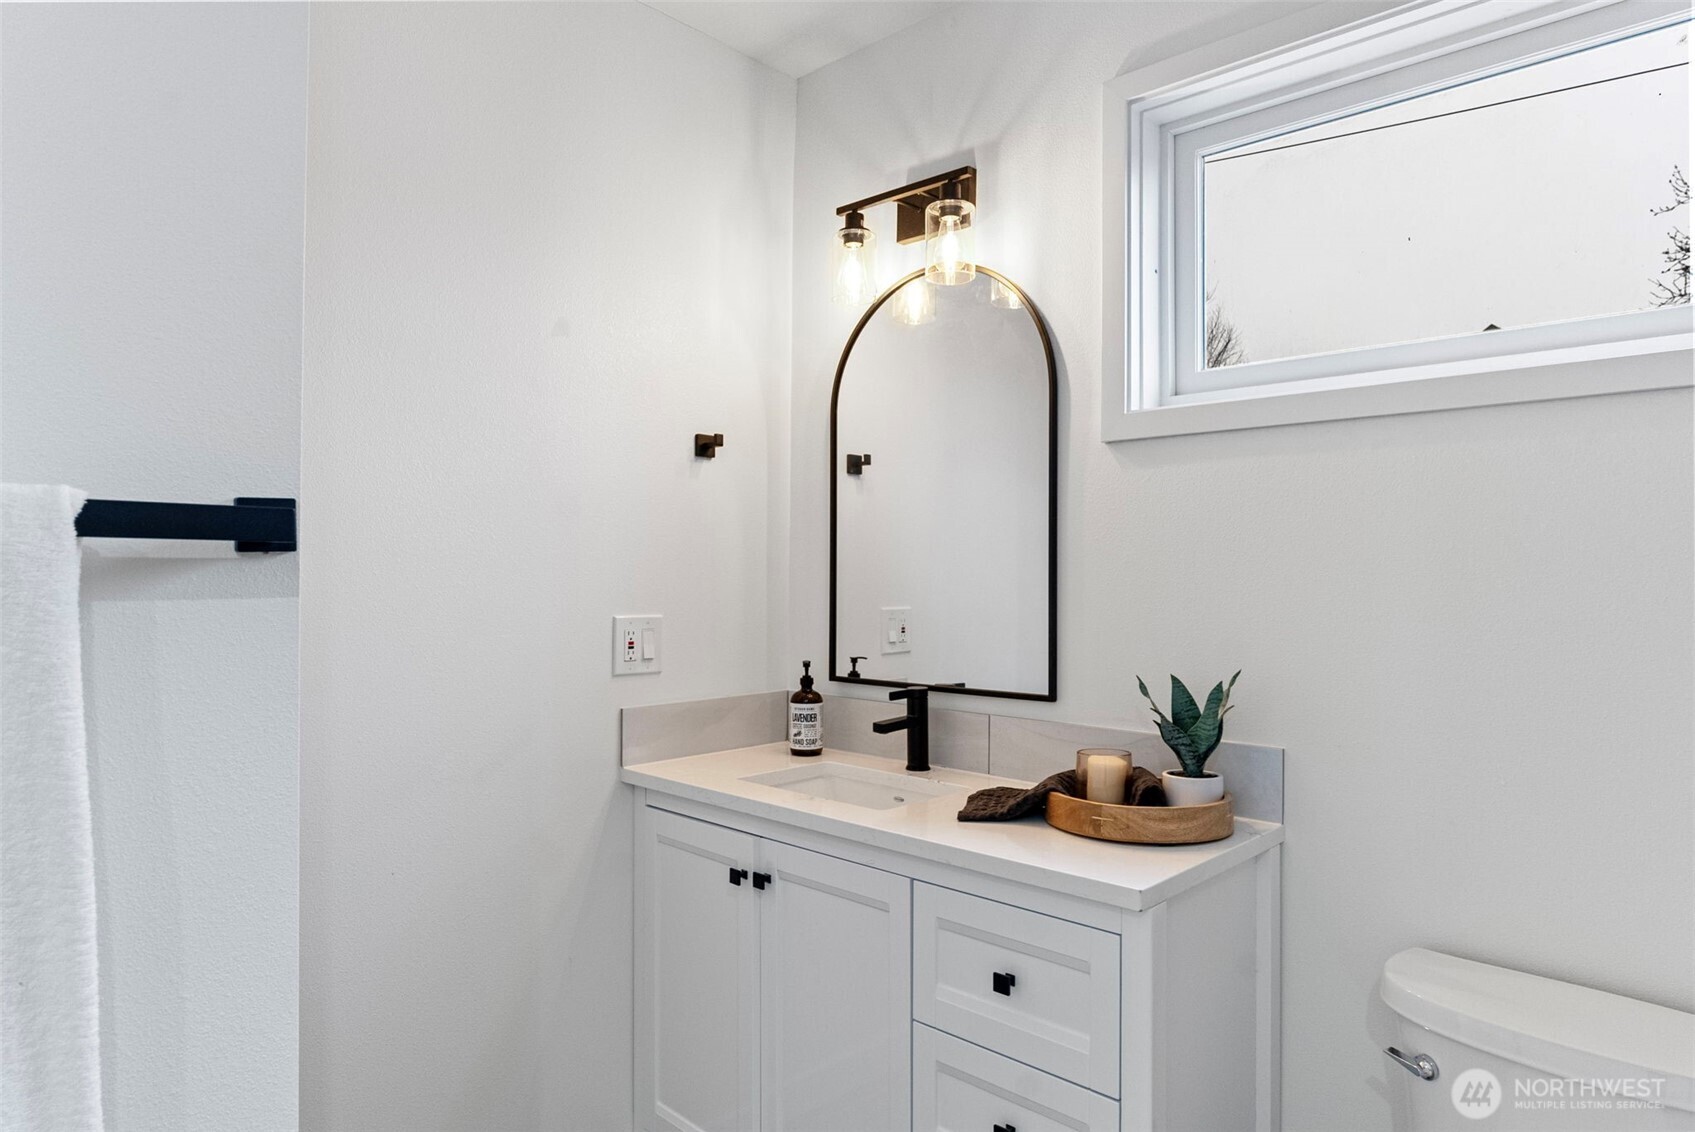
<box><xmin>613</xmin><ymin>615</ymin><xmax>662</xmax><ymax>675</ymax></box>
<box><xmin>880</xmin><ymin>606</ymin><xmax>911</xmax><ymax>655</ymax></box>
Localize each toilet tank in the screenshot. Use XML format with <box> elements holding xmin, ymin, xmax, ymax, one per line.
<box><xmin>1379</xmin><ymin>948</ymin><xmax>1695</xmax><ymax>1131</ymax></box>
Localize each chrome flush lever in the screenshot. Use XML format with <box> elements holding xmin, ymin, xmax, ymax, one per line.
<box><xmin>1385</xmin><ymin>1047</ymin><xmax>1439</xmax><ymax>1081</ymax></box>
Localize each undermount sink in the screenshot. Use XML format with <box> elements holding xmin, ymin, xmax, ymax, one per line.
<box><xmin>742</xmin><ymin>762</ymin><xmax>965</xmax><ymax>810</ymax></box>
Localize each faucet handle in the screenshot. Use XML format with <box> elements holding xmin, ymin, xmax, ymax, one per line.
<box><xmin>887</xmin><ymin>685</ymin><xmax>928</xmax><ymax>702</ymax></box>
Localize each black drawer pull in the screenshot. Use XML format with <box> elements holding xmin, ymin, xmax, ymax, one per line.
<box><xmin>992</xmin><ymin>971</ymin><xmax>1016</xmax><ymax>996</ymax></box>
<box><xmin>994</xmin><ymin>1124</ymin><xmax>1017</xmax><ymax>1132</ymax></box>
<box><xmin>728</xmin><ymin>868</ymin><xmax>748</xmax><ymax>886</ymax></box>
<box><xmin>751</xmin><ymin>872</ymin><xmax>772</xmax><ymax>890</ymax></box>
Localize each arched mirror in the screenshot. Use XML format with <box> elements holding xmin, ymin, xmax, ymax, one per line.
<box><xmin>830</xmin><ymin>267</ymin><xmax>1057</xmax><ymax>701</ymax></box>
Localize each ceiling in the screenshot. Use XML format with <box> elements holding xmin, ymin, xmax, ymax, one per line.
<box><xmin>642</xmin><ymin>2</ymin><xmax>955</xmax><ymax>78</ymax></box>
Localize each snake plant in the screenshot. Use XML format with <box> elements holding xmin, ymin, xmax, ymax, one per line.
<box><xmin>1137</xmin><ymin>671</ymin><xmax>1240</xmax><ymax>778</ymax></box>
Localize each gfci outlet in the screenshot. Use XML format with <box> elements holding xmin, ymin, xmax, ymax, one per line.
<box><xmin>613</xmin><ymin>615</ymin><xmax>662</xmax><ymax>675</ymax></box>
<box><xmin>880</xmin><ymin>606</ymin><xmax>911</xmax><ymax>655</ymax></box>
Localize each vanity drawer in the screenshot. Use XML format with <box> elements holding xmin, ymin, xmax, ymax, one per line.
<box><xmin>913</xmin><ymin>1022</ymin><xmax>1119</xmax><ymax>1132</ymax></box>
<box><xmin>912</xmin><ymin>883</ymin><xmax>1120</xmax><ymax>1097</ymax></box>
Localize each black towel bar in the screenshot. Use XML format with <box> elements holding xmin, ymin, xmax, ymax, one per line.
<box><xmin>74</xmin><ymin>497</ymin><xmax>296</xmax><ymax>553</ymax></box>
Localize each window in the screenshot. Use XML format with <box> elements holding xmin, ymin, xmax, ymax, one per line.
<box><xmin>1102</xmin><ymin>0</ymin><xmax>1693</xmax><ymax>440</ymax></box>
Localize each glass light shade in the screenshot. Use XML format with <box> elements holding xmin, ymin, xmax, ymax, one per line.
<box><xmin>832</xmin><ymin>222</ymin><xmax>878</xmax><ymax>307</ymax></box>
<box><xmin>924</xmin><ymin>198</ymin><xmax>976</xmax><ymax>286</ymax></box>
<box><xmin>989</xmin><ymin>277</ymin><xmax>1023</xmax><ymax>309</ymax></box>
<box><xmin>890</xmin><ymin>277</ymin><xmax>935</xmax><ymax>326</ymax></box>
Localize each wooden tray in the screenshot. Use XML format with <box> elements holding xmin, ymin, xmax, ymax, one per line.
<box><xmin>1045</xmin><ymin>791</ymin><xmax>1234</xmax><ymax>845</ymax></box>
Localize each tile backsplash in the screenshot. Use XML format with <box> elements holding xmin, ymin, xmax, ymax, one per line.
<box><xmin>619</xmin><ymin>690</ymin><xmax>787</xmax><ymax>766</ymax></box>
<box><xmin>621</xmin><ymin>690</ymin><xmax>1283</xmax><ymax>822</ymax></box>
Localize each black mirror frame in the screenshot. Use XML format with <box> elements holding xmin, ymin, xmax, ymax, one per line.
<box><xmin>828</xmin><ymin>266</ymin><xmax>1058</xmax><ymax>702</ymax></box>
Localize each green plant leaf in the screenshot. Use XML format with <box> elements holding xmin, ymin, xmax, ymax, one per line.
<box><xmin>1155</xmin><ymin>719</ymin><xmax>1190</xmax><ymax>752</ymax></box>
<box><xmin>1201</xmin><ymin>679</ymin><xmax>1224</xmax><ymax>720</ymax></box>
<box><xmin>1156</xmin><ymin>721</ymin><xmax>1205</xmax><ymax>775</ymax></box>
<box><xmin>1137</xmin><ymin>675</ymin><xmax>1171</xmax><ymax>726</ymax></box>
<box><xmin>1186</xmin><ymin>713</ymin><xmax>1223</xmax><ymax>764</ymax></box>
<box><xmin>1170</xmin><ymin>675</ymin><xmax>1200</xmax><ymax>730</ymax></box>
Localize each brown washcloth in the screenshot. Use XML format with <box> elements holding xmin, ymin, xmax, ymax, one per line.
<box><xmin>957</xmin><ymin>766</ymin><xmax>1166</xmax><ymax>822</ymax></box>
<box><xmin>957</xmin><ymin>770</ymin><xmax>1079</xmax><ymax>821</ymax></box>
<box><xmin>1125</xmin><ymin>767</ymin><xmax>1167</xmax><ymax>807</ymax></box>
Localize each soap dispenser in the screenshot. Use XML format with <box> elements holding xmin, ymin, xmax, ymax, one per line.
<box><xmin>789</xmin><ymin>661</ymin><xmax>823</xmax><ymax>756</ymax></box>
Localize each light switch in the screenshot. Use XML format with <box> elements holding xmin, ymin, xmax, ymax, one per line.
<box><xmin>880</xmin><ymin>606</ymin><xmax>911</xmax><ymax>655</ymax></box>
<box><xmin>613</xmin><ymin>615</ymin><xmax>661</xmax><ymax>675</ymax></box>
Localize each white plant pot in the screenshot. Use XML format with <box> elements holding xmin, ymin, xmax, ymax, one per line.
<box><xmin>1161</xmin><ymin>770</ymin><xmax>1224</xmax><ymax>807</ymax></box>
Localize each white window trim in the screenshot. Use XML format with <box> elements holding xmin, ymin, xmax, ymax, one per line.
<box><xmin>1101</xmin><ymin>0</ymin><xmax>1694</xmax><ymax>442</ymax></box>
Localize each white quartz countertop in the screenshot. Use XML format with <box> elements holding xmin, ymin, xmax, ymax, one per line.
<box><xmin>621</xmin><ymin>744</ymin><xmax>1283</xmax><ymax>912</ymax></box>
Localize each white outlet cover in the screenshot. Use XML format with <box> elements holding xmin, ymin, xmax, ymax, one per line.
<box><xmin>880</xmin><ymin>606</ymin><xmax>911</xmax><ymax>655</ymax></box>
<box><xmin>613</xmin><ymin>615</ymin><xmax>662</xmax><ymax>675</ymax></box>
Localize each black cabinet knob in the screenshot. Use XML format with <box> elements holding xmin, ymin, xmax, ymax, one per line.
<box><xmin>992</xmin><ymin>971</ymin><xmax>1016</xmax><ymax>996</ymax></box>
<box><xmin>994</xmin><ymin>1124</ymin><xmax>1017</xmax><ymax>1132</ymax></box>
<box><xmin>751</xmin><ymin>872</ymin><xmax>772</xmax><ymax>890</ymax></box>
<box><xmin>728</xmin><ymin>868</ymin><xmax>748</xmax><ymax>886</ymax></box>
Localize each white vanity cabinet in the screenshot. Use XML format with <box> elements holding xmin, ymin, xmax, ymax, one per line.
<box><xmin>635</xmin><ymin>807</ymin><xmax>911</xmax><ymax>1132</ymax></box>
<box><xmin>629</xmin><ymin>751</ymin><xmax>1282</xmax><ymax>1132</ymax></box>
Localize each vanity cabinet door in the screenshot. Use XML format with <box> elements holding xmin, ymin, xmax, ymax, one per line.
<box><xmin>638</xmin><ymin>808</ymin><xmax>762</xmax><ymax>1132</ymax></box>
<box><xmin>757</xmin><ymin>840</ymin><xmax>910</xmax><ymax>1132</ymax></box>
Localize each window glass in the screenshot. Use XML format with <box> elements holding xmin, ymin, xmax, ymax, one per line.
<box><xmin>1201</xmin><ymin>21</ymin><xmax>1690</xmax><ymax>369</ymax></box>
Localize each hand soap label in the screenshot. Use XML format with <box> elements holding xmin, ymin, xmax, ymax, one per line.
<box><xmin>789</xmin><ymin>703</ymin><xmax>822</xmax><ymax>753</ymax></box>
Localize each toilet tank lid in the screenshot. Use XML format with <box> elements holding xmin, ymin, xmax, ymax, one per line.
<box><xmin>1381</xmin><ymin>949</ymin><xmax>1695</xmax><ymax>1096</ymax></box>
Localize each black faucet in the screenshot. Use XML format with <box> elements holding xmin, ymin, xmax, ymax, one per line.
<box><xmin>872</xmin><ymin>686</ymin><xmax>930</xmax><ymax>772</ymax></box>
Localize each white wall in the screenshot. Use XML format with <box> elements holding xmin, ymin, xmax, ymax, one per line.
<box><xmin>299</xmin><ymin>4</ymin><xmax>794</xmax><ymax>1128</ymax></box>
<box><xmin>0</xmin><ymin>4</ymin><xmax>305</xmax><ymax>1129</ymax></box>
<box><xmin>792</xmin><ymin>4</ymin><xmax>1695</xmax><ymax>1128</ymax></box>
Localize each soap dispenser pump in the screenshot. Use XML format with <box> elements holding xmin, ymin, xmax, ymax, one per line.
<box><xmin>789</xmin><ymin>661</ymin><xmax>823</xmax><ymax>757</ymax></box>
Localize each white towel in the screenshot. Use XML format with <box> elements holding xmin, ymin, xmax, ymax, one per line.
<box><xmin>1</xmin><ymin>484</ymin><xmax>103</xmax><ymax>1132</ymax></box>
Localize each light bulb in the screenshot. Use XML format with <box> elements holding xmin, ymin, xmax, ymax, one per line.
<box><xmin>924</xmin><ymin>196</ymin><xmax>976</xmax><ymax>286</ymax></box>
<box><xmin>831</xmin><ymin>212</ymin><xmax>878</xmax><ymax>307</ymax></box>
<box><xmin>890</xmin><ymin>277</ymin><xmax>935</xmax><ymax>326</ymax></box>
<box><xmin>989</xmin><ymin>278</ymin><xmax>1022</xmax><ymax>310</ymax></box>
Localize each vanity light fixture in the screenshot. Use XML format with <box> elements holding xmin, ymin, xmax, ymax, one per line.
<box><xmin>832</xmin><ymin>211</ymin><xmax>878</xmax><ymax>307</ymax></box>
<box><xmin>831</xmin><ymin>166</ymin><xmax>977</xmax><ymax>308</ymax></box>
<box><xmin>924</xmin><ymin>185</ymin><xmax>975</xmax><ymax>286</ymax></box>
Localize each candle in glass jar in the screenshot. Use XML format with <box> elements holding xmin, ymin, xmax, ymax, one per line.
<box><xmin>1084</xmin><ymin>753</ymin><xmax>1129</xmax><ymax>804</ymax></box>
